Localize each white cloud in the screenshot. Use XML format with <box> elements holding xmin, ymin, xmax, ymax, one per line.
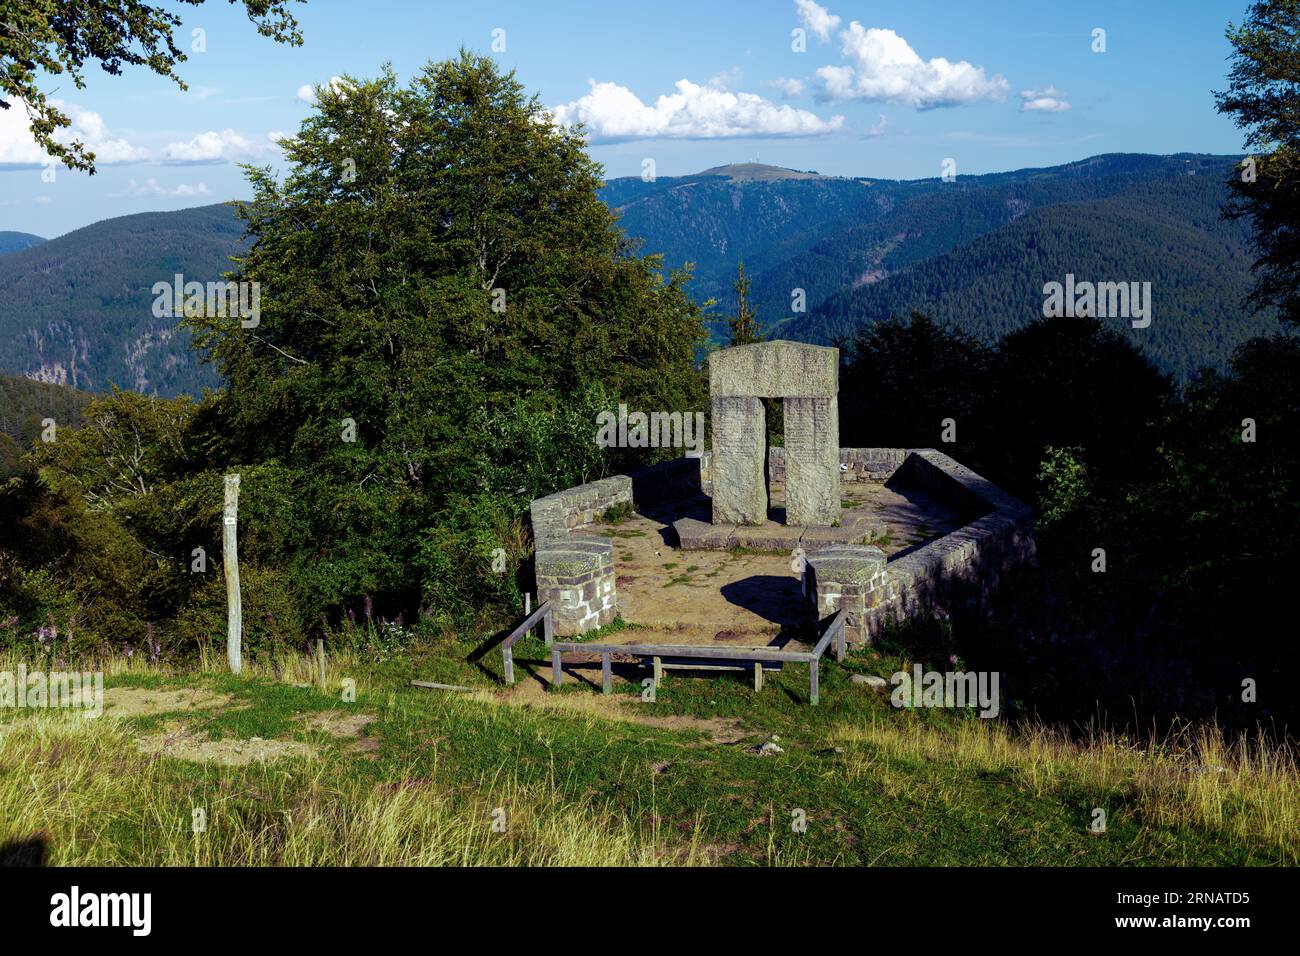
<box><xmin>162</xmin><ymin>128</ymin><xmax>262</xmax><ymax>163</ymax></box>
<box><xmin>1020</xmin><ymin>85</ymin><xmax>1071</xmax><ymax>112</ymax></box>
<box><xmin>811</xmin><ymin>19</ymin><xmax>1008</xmax><ymax>109</ymax></box>
<box><xmin>119</xmin><ymin>177</ymin><xmax>211</xmax><ymax>198</ymax></box>
<box><xmin>796</xmin><ymin>0</ymin><xmax>841</xmax><ymax>43</ymax></box>
<box><xmin>866</xmin><ymin>114</ymin><xmax>888</xmax><ymax>137</ymax></box>
<box><xmin>551</xmin><ymin>78</ymin><xmax>843</xmax><ymax>141</ymax></box>
<box><xmin>770</xmin><ymin>77</ymin><xmax>806</xmax><ymax>98</ymax></box>
<box><xmin>0</xmin><ymin>99</ymin><xmax>149</xmax><ymax>166</ymax></box>
<box><xmin>296</xmin><ymin>76</ymin><xmax>347</xmax><ymax>105</ymax></box>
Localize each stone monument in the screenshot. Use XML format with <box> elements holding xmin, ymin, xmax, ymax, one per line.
<box><xmin>709</xmin><ymin>340</ymin><xmax>840</xmax><ymax>527</ymax></box>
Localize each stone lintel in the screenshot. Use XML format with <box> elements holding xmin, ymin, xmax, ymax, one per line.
<box><xmin>709</xmin><ymin>340</ymin><xmax>838</xmax><ymax>398</ymax></box>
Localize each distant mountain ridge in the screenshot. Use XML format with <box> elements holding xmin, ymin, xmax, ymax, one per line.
<box><xmin>0</xmin><ymin>154</ymin><xmax>1277</xmax><ymax>398</ymax></box>
<box><xmin>0</xmin><ymin>204</ymin><xmax>244</xmax><ymax>396</ymax></box>
<box><xmin>0</xmin><ymin>231</ymin><xmax>45</xmax><ymax>255</ymax></box>
<box><xmin>602</xmin><ymin>153</ymin><xmax>1279</xmax><ymax>380</ymax></box>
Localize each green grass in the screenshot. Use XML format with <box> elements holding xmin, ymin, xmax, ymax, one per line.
<box><xmin>727</xmin><ymin>545</ymin><xmax>788</xmax><ymax>557</ymax></box>
<box><xmin>2</xmin><ymin>645</ymin><xmax>1295</xmax><ymax>866</ymax></box>
<box><xmin>600</xmin><ymin>501</ymin><xmax>635</xmax><ymax>525</ymax></box>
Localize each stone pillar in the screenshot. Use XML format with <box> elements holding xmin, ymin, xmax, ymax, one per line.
<box><xmin>802</xmin><ymin>544</ymin><xmax>887</xmax><ymax>644</ymax></box>
<box><xmin>536</xmin><ymin>538</ymin><xmax>617</xmax><ymax>636</ymax></box>
<box><xmin>784</xmin><ymin>395</ymin><xmax>840</xmax><ymax>526</ymax></box>
<box><xmin>710</xmin><ymin>395</ymin><xmax>767</xmax><ymax>525</ymax></box>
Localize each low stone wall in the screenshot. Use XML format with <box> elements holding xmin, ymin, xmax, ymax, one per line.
<box><xmin>530</xmin><ymin>478</ymin><xmax>628</xmax><ymax>636</ymax></box>
<box><xmin>704</xmin><ymin>447</ymin><xmax>908</xmax><ymax>487</ymax></box>
<box><xmin>798</xmin><ymin>448</ymin><xmax>1035</xmax><ymax>642</ymax></box>
<box><xmin>838</xmin><ymin>447</ymin><xmax>909</xmax><ymax>482</ymax></box>
<box><xmin>865</xmin><ymin>449</ymin><xmax>1034</xmax><ymax>638</ymax></box>
<box><xmin>530</xmin><ymin>459</ymin><xmax>706</xmax><ymax>635</ymax></box>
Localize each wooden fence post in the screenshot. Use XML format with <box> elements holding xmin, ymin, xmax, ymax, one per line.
<box><xmin>223</xmin><ymin>474</ymin><xmax>242</xmax><ymax>675</ymax></box>
<box><xmin>316</xmin><ymin>638</ymin><xmax>326</xmax><ymax>688</ymax></box>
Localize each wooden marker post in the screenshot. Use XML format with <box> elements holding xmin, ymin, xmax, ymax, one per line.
<box><xmin>316</xmin><ymin>638</ymin><xmax>327</xmax><ymax>688</ymax></box>
<box><xmin>223</xmin><ymin>474</ymin><xmax>242</xmax><ymax>675</ymax></box>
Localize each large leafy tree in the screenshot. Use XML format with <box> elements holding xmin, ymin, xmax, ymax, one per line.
<box><xmin>0</xmin><ymin>0</ymin><xmax>303</xmax><ymax>173</ymax></box>
<box><xmin>190</xmin><ymin>52</ymin><xmax>707</xmax><ymax>617</ymax></box>
<box><xmin>1216</xmin><ymin>0</ymin><xmax>1300</xmax><ymax>324</ymax></box>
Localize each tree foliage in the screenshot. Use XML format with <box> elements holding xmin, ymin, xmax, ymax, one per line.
<box><xmin>1217</xmin><ymin>0</ymin><xmax>1300</xmax><ymax>325</ymax></box>
<box><xmin>0</xmin><ymin>53</ymin><xmax>708</xmax><ymax>656</ymax></box>
<box><xmin>0</xmin><ymin>0</ymin><xmax>302</xmax><ymax>173</ymax></box>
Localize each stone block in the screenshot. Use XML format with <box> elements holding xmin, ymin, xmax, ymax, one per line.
<box><xmin>710</xmin><ymin>395</ymin><xmax>767</xmax><ymax>525</ymax></box>
<box><xmin>803</xmin><ymin>545</ymin><xmax>888</xmax><ymax>643</ymax></box>
<box><xmin>674</xmin><ymin>517</ymin><xmax>736</xmax><ymax>550</ymax></box>
<box><xmin>732</xmin><ymin>524</ymin><xmax>804</xmax><ymax>552</ymax></box>
<box><xmin>709</xmin><ymin>340</ymin><xmax>838</xmax><ymax>398</ymax></box>
<box><xmin>783</xmin><ymin>395</ymin><xmax>840</xmax><ymax>526</ymax></box>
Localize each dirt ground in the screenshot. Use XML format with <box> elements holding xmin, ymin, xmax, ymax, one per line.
<box><xmin>583</xmin><ymin>480</ymin><xmax>961</xmax><ymax>646</ymax></box>
<box><xmin>498</xmin><ymin>683</ymin><xmax>751</xmax><ymax>745</ymax></box>
<box><xmin>135</xmin><ymin>726</ymin><xmax>318</xmax><ymax>766</ymax></box>
<box><xmin>102</xmin><ymin>686</ymin><xmax>236</xmax><ymax>718</ymax></box>
<box><xmin>102</xmin><ymin>689</ymin><xmax>380</xmax><ymax>766</ymax></box>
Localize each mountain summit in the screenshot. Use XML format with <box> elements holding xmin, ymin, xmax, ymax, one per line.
<box><xmin>695</xmin><ymin>163</ymin><xmax>837</xmax><ymax>181</ymax></box>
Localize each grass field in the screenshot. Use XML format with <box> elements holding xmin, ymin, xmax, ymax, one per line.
<box><xmin>1</xmin><ymin>639</ymin><xmax>1296</xmax><ymax>866</ymax></box>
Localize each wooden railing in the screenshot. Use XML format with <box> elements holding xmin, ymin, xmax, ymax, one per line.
<box><xmin>500</xmin><ymin>601</ymin><xmax>553</xmax><ymax>685</ymax></box>
<box><xmin>548</xmin><ymin>610</ymin><xmax>847</xmax><ymax>706</ymax></box>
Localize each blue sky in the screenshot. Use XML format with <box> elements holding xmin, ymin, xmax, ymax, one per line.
<box><xmin>2</xmin><ymin>0</ymin><xmax>1249</xmax><ymax>237</ymax></box>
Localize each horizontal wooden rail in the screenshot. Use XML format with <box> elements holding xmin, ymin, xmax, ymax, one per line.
<box><xmin>548</xmin><ymin>610</ymin><xmax>848</xmax><ymax>706</ymax></box>
<box><xmin>500</xmin><ymin>601</ymin><xmax>553</xmax><ymax>685</ymax></box>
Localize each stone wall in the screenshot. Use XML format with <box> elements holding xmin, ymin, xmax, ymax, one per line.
<box><xmin>749</xmin><ymin>446</ymin><xmax>908</xmax><ymax>485</ymax></box>
<box><xmin>530</xmin><ymin>478</ymin><xmax>628</xmax><ymax>636</ymax></box>
<box><xmin>530</xmin><ymin>459</ymin><xmax>706</xmax><ymax>636</ymax></box>
<box><xmin>863</xmin><ymin>449</ymin><xmax>1034</xmax><ymax>640</ymax></box>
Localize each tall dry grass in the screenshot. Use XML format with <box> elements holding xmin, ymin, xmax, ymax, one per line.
<box><xmin>835</xmin><ymin>715</ymin><xmax>1300</xmax><ymax>862</ymax></box>
<box><xmin>0</xmin><ymin>707</ymin><xmax>696</xmax><ymax>865</ymax></box>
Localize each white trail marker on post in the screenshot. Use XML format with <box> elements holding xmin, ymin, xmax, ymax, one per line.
<box><xmin>223</xmin><ymin>474</ymin><xmax>242</xmax><ymax>674</ymax></box>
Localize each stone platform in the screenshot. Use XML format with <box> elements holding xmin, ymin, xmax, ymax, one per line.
<box><xmin>673</xmin><ymin>514</ymin><xmax>886</xmax><ymax>552</ymax></box>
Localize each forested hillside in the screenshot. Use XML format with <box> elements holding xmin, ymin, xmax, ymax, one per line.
<box><xmin>779</xmin><ymin>172</ymin><xmax>1282</xmax><ymax>381</ymax></box>
<box><xmin>0</xmin><ymin>153</ymin><xmax>1265</xmax><ymax>397</ymax></box>
<box><xmin>0</xmin><ymin>204</ymin><xmax>244</xmax><ymax>396</ymax></box>
<box><xmin>605</xmin><ymin>153</ymin><xmax>1272</xmax><ymax>378</ymax></box>
<box><xmin>0</xmin><ymin>231</ymin><xmax>45</xmax><ymax>255</ymax></box>
<box><xmin>0</xmin><ymin>372</ymin><xmax>90</xmax><ymax>474</ymax></box>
